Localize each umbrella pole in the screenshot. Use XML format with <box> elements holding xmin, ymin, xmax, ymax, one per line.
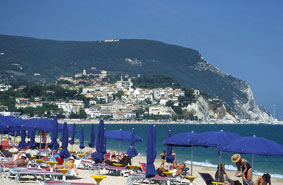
<box><xmin>190</xmin><ymin>146</ymin><xmax>193</xmax><ymax>176</ymax></box>
<box><xmin>118</xmin><ymin>141</ymin><xmax>121</xmax><ymax>155</ymax></box>
<box><xmin>218</xmin><ymin>151</ymin><xmax>221</xmax><ymax>182</ymax></box>
<box><xmin>250</xmin><ymin>155</ymin><xmax>254</xmax><ymax>185</ymax></box>
<box><xmin>14</xmin><ymin>131</ymin><xmax>16</xmax><ymax>146</ymax></box>
<box><xmin>39</xmin><ymin>132</ymin><xmax>42</xmax><ymax>152</ymax></box>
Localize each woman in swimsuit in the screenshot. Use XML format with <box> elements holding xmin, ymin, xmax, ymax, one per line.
<box><xmin>231</xmin><ymin>154</ymin><xmax>252</xmax><ymax>185</ymax></box>
<box><xmin>160</xmin><ymin>150</ymin><xmax>166</xmax><ymax>166</ymax></box>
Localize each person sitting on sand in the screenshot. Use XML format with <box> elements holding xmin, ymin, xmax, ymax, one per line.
<box><xmin>231</xmin><ymin>153</ymin><xmax>252</xmax><ymax>185</ymax></box>
<box><xmin>215</xmin><ymin>163</ymin><xmax>231</xmax><ymax>185</ymax></box>
<box><xmin>254</xmin><ymin>173</ymin><xmax>271</xmax><ymax>185</ymax></box>
<box><xmin>0</xmin><ymin>153</ymin><xmax>29</xmax><ymax>167</ymax></box>
<box><xmin>54</xmin><ymin>156</ymin><xmax>79</xmax><ymax>175</ymax></box>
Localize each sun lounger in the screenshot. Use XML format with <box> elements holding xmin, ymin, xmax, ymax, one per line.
<box><xmin>8</xmin><ymin>168</ymin><xmax>62</xmax><ymax>182</ymax></box>
<box><xmin>199</xmin><ymin>172</ymin><xmax>215</xmax><ymax>185</ymax></box>
<box><xmin>126</xmin><ymin>173</ymin><xmax>172</xmax><ymax>185</ymax></box>
<box><xmin>41</xmin><ymin>181</ymin><xmax>96</xmax><ymax>185</ymax></box>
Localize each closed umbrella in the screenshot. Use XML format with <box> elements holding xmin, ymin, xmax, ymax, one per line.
<box><xmin>166</xmin><ymin>130</ymin><xmax>175</xmax><ymax>163</ymax></box>
<box><xmin>91</xmin><ymin>119</ymin><xmax>105</xmax><ymax>175</ymax></box>
<box><xmin>70</xmin><ymin>124</ymin><xmax>76</xmax><ymax>150</ymax></box>
<box><xmin>146</xmin><ymin>124</ymin><xmax>156</xmax><ymax>181</ymax></box>
<box><xmin>88</xmin><ymin>124</ymin><xmax>95</xmax><ymax>148</ymax></box>
<box><xmin>28</xmin><ymin>129</ymin><xmax>36</xmax><ymax>149</ymax></box>
<box><xmin>79</xmin><ymin>126</ymin><xmax>85</xmax><ymax>150</ymax></box>
<box><xmin>59</xmin><ymin>122</ymin><xmax>70</xmax><ymax>159</ymax></box>
<box><xmin>219</xmin><ymin>135</ymin><xmax>283</xmax><ymax>184</ymax></box>
<box><xmin>18</xmin><ymin>128</ymin><xmax>27</xmax><ymax>150</ymax></box>
<box><xmin>126</xmin><ymin>128</ymin><xmax>138</xmax><ymax>158</ymax></box>
<box><xmin>50</xmin><ymin>116</ymin><xmax>59</xmax><ymax>151</ymax></box>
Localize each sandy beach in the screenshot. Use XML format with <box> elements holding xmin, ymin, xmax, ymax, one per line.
<box><xmin>1</xmin><ymin>143</ymin><xmax>283</xmax><ymax>185</ymax></box>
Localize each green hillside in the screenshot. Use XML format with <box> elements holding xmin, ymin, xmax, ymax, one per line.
<box><xmin>0</xmin><ymin>34</ymin><xmax>247</xmax><ymax>108</ymax></box>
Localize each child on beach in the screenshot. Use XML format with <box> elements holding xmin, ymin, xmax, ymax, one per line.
<box><xmin>215</xmin><ymin>162</ymin><xmax>231</xmax><ymax>185</ymax></box>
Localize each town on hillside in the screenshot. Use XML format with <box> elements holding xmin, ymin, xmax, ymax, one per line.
<box><xmin>0</xmin><ymin>69</ymin><xmax>232</xmax><ymax>123</ymax></box>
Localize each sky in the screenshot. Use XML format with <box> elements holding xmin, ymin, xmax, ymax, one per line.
<box><xmin>0</xmin><ymin>0</ymin><xmax>283</xmax><ymax>119</ymax></box>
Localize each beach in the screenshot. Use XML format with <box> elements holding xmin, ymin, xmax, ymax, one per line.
<box><xmin>1</xmin><ymin>142</ymin><xmax>283</xmax><ymax>185</ymax></box>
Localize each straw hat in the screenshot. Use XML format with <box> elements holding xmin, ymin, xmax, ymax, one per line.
<box><xmin>231</xmin><ymin>154</ymin><xmax>241</xmax><ymax>163</ymax></box>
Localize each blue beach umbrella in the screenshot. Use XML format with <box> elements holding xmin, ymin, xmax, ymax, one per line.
<box><xmin>18</xmin><ymin>128</ymin><xmax>27</xmax><ymax>150</ymax></box>
<box><xmin>22</xmin><ymin>118</ymin><xmax>55</xmax><ymax>131</ymax></box>
<box><xmin>103</xmin><ymin>137</ymin><xmax>106</xmax><ymax>154</ymax></box>
<box><xmin>192</xmin><ymin>130</ymin><xmax>241</xmax><ymax>180</ymax></box>
<box><xmin>70</xmin><ymin>124</ymin><xmax>76</xmax><ymax>150</ymax></box>
<box><xmin>146</xmin><ymin>124</ymin><xmax>156</xmax><ymax>179</ymax></box>
<box><xmin>166</xmin><ymin>130</ymin><xmax>175</xmax><ymax>163</ymax></box>
<box><xmin>88</xmin><ymin>124</ymin><xmax>95</xmax><ymax>148</ymax></box>
<box><xmin>105</xmin><ymin>129</ymin><xmax>143</xmax><ymax>142</ymax></box>
<box><xmin>163</xmin><ymin>131</ymin><xmax>200</xmax><ymax>175</ymax></box>
<box><xmin>219</xmin><ymin>135</ymin><xmax>283</xmax><ymax>185</ymax></box>
<box><xmin>92</xmin><ymin>119</ymin><xmax>105</xmax><ymax>164</ymax></box>
<box><xmin>50</xmin><ymin>116</ymin><xmax>59</xmax><ymax>151</ymax></box>
<box><xmin>79</xmin><ymin>126</ymin><xmax>85</xmax><ymax>150</ymax></box>
<box><xmin>126</xmin><ymin>128</ymin><xmax>138</xmax><ymax>158</ymax></box>
<box><xmin>28</xmin><ymin>129</ymin><xmax>36</xmax><ymax>149</ymax></box>
<box><xmin>59</xmin><ymin>122</ymin><xmax>70</xmax><ymax>159</ymax></box>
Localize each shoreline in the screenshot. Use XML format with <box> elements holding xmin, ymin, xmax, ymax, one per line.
<box><xmin>59</xmin><ymin>119</ymin><xmax>283</xmax><ymax>125</ymax></box>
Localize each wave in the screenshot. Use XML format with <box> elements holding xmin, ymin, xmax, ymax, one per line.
<box><xmin>184</xmin><ymin>160</ymin><xmax>283</xmax><ymax>179</ymax></box>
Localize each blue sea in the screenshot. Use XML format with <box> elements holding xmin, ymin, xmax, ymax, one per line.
<box><xmin>74</xmin><ymin>123</ymin><xmax>283</xmax><ymax>178</ymax></box>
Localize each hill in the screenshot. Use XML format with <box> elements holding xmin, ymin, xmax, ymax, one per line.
<box><xmin>0</xmin><ymin>34</ymin><xmax>272</xmax><ymax>121</ymax></box>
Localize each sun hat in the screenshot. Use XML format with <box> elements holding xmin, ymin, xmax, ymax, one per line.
<box><xmin>231</xmin><ymin>154</ymin><xmax>241</xmax><ymax>163</ymax></box>
<box><xmin>20</xmin><ymin>153</ymin><xmax>27</xmax><ymax>158</ymax></box>
<box><xmin>69</xmin><ymin>156</ymin><xmax>74</xmax><ymax>160</ymax></box>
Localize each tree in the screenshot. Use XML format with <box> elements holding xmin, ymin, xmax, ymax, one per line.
<box><xmin>166</xmin><ymin>100</ymin><xmax>174</xmax><ymax>108</ymax></box>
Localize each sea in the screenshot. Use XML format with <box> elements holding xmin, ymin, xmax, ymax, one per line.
<box><xmin>74</xmin><ymin>123</ymin><xmax>283</xmax><ymax>178</ymax></box>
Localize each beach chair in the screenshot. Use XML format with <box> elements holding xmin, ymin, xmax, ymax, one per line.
<box><xmin>104</xmin><ymin>152</ymin><xmax>110</xmax><ymax>159</ymax></box>
<box><xmin>199</xmin><ymin>172</ymin><xmax>215</xmax><ymax>185</ymax></box>
<box><xmin>126</xmin><ymin>173</ymin><xmax>172</xmax><ymax>185</ymax></box>
<box><xmin>139</xmin><ymin>162</ymin><xmax>147</xmax><ymax>173</ymax></box>
<box><xmin>41</xmin><ymin>181</ymin><xmax>96</xmax><ymax>185</ymax></box>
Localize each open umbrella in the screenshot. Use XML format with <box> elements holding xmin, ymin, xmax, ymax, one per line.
<box><xmin>91</xmin><ymin>119</ymin><xmax>105</xmax><ymax>175</ymax></box>
<box><xmin>18</xmin><ymin>128</ymin><xmax>27</xmax><ymax>150</ymax></box>
<box><xmin>105</xmin><ymin>129</ymin><xmax>143</xmax><ymax>142</ymax></box>
<box><xmin>88</xmin><ymin>124</ymin><xmax>95</xmax><ymax>148</ymax></box>
<box><xmin>166</xmin><ymin>130</ymin><xmax>175</xmax><ymax>163</ymax></box>
<box><xmin>126</xmin><ymin>128</ymin><xmax>138</xmax><ymax>158</ymax></box>
<box><xmin>79</xmin><ymin>126</ymin><xmax>85</xmax><ymax>150</ymax></box>
<box><xmin>22</xmin><ymin>118</ymin><xmax>55</xmax><ymax>131</ymax></box>
<box><xmin>219</xmin><ymin>135</ymin><xmax>283</xmax><ymax>184</ymax></box>
<box><xmin>59</xmin><ymin>122</ymin><xmax>70</xmax><ymax>159</ymax></box>
<box><xmin>105</xmin><ymin>129</ymin><xmax>143</xmax><ymax>154</ymax></box>
<box><xmin>70</xmin><ymin>124</ymin><xmax>76</xmax><ymax>150</ymax></box>
<box><xmin>146</xmin><ymin>124</ymin><xmax>156</xmax><ymax>180</ymax></box>
<box><xmin>163</xmin><ymin>131</ymin><xmax>200</xmax><ymax>175</ymax></box>
<box><xmin>192</xmin><ymin>130</ymin><xmax>241</xmax><ymax>179</ymax></box>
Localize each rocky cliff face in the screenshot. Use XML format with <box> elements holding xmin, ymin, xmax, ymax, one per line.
<box><xmin>184</xmin><ymin>96</ymin><xmax>237</xmax><ymax>121</ymax></box>
<box><xmin>195</xmin><ymin>58</ymin><xmax>273</xmax><ymax>122</ymax></box>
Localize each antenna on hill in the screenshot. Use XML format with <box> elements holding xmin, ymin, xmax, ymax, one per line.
<box><xmin>273</xmin><ymin>104</ymin><xmax>276</xmax><ymax>119</ymax></box>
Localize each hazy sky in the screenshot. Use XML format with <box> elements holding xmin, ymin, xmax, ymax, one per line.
<box><xmin>1</xmin><ymin>0</ymin><xmax>283</xmax><ymax>119</ymax></box>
